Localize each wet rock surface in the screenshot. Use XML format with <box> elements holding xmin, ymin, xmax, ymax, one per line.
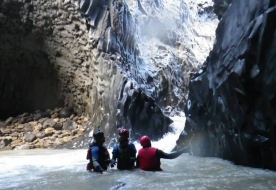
<box><xmin>180</xmin><ymin>0</ymin><xmax>276</xmax><ymax>170</ymax></box>
<box><xmin>0</xmin><ymin>0</ymin><xmax>124</xmax><ymax>132</ymax></box>
<box><xmin>212</xmin><ymin>0</ymin><xmax>232</xmax><ymax>19</ymax></box>
<box><xmin>116</xmin><ymin>81</ymin><xmax>173</xmax><ymax>140</ymax></box>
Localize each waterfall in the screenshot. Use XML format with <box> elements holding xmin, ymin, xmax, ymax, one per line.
<box><xmin>121</xmin><ymin>0</ymin><xmax>218</xmax><ymax>116</ymax></box>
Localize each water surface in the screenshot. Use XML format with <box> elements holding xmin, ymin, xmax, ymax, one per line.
<box><xmin>1</xmin><ymin>149</ymin><xmax>276</xmax><ymax>190</ymax></box>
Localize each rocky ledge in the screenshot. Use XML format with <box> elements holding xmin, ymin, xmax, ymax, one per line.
<box><xmin>0</xmin><ymin>108</ymin><xmax>90</xmax><ymax>151</ymax></box>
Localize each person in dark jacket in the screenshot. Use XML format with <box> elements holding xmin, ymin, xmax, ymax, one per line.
<box><xmin>87</xmin><ymin>128</ymin><xmax>110</xmax><ymax>174</ymax></box>
<box><xmin>111</xmin><ymin>128</ymin><xmax>137</xmax><ymax>170</ymax></box>
<box><xmin>136</xmin><ymin>135</ymin><xmax>190</xmax><ymax>171</ymax></box>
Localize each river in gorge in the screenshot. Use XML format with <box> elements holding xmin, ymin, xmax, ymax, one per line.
<box><xmin>1</xmin><ymin>117</ymin><xmax>276</xmax><ymax>190</ymax></box>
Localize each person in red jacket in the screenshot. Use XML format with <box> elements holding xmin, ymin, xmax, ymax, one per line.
<box><xmin>136</xmin><ymin>135</ymin><xmax>190</xmax><ymax>171</ymax></box>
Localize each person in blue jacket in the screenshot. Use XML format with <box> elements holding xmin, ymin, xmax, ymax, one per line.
<box><xmin>110</xmin><ymin>128</ymin><xmax>137</xmax><ymax>170</ymax></box>
<box><xmin>86</xmin><ymin>128</ymin><xmax>110</xmax><ymax>174</ymax></box>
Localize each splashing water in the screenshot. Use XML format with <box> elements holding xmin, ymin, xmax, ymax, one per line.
<box><xmin>133</xmin><ymin>116</ymin><xmax>186</xmax><ymax>152</ymax></box>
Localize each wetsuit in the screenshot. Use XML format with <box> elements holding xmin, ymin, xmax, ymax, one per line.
<box><xmin>112</xmin><ymin>142</ymin><xmax>137</xmax><ymax>170</ymax></box>
<box><xmin>89</xmin><ymin>142</ymin><xmax>110</xmax><ymax>173</ymax></box>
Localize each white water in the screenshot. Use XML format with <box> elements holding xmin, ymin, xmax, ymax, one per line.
<box><xmin>133</xmin><ymin>116</ymin><xmax>186</xmax><ymax>152</ymax></box>
<box><xmin>1</xmin><ymin>117</ymin><xmax>276</xmax><ymax>190</ymax></box>
<box><xmin>1</xmin><ymin>1</ymin><xmax>276</xmax><ymax>189</ymax></box>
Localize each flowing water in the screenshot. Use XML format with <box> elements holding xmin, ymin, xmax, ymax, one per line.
<box><xmin>1</xmin><ymin>148</ymin><xmax>276</xmax><ymax>190</ymax></box>
<box><xmin>1</xmin><ymin>117</ymin><xmax>276</xmax><ymax>190</ymax></box>
<box><xmin>1</xmin><ymin>1</ymin><xmax>276</xmax><ymax>189</ymax></box>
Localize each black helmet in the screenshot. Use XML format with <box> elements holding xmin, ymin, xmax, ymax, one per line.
<box><xmin>93</xmin><ymin>126</ymin><xmax>104</xmax><ymax>140</ymax></box>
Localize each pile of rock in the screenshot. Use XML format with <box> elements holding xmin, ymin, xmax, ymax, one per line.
<box><xmin>0</xmin><ymin>107</ymin><xmax>90</xmax><ymax>151</ymax></box>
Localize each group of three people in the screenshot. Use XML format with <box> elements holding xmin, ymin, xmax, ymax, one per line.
<box><xmin>86</xmin><ymin>128</ymin><xmax>190</xmax><ymax>173</ymax></box>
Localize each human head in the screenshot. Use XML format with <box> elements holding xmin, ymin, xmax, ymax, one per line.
<box><xmin>140</xmin><ymin>135</ymin><xmax>151</xmax><ymax>148</ymax></box>
<box><xmin>118</xmin><ymin>128</ymin><xmax>129</xmax><ymax>142</ymax></box>
<box><xmin>93</xmin><ymin>129</ymin><xmax>105</xmax><ymax>144</ymax></box>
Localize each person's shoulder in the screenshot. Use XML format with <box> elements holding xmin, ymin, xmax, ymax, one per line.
<box><xmin>89</xmin><ymin>142</ymin><xmax>94</xmax><ymax>147</ymax></box>
<box><xmin>156</xmin><ymin>149</ymin><xmax>164</xmax><ymax>157</ymax></box>
<box><xmin>91</xmin><ymin>145</ymin><xmax>100</xmax><ymax>152</ymax></box>
<box><xmin>129</xmin><ymin>143</ymin><xmax>136</xmax><ymax>148</ymax></box>
<box><xmin>155</xmin><ymin>148</ymin><xmax>163</xmax><ymax>153</ymax></box>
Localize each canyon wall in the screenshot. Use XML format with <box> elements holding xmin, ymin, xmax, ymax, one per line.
<box><xmin>180</xmin><ymin>0</ymin><xmax>276</xmax><ymax>170</ymax></box>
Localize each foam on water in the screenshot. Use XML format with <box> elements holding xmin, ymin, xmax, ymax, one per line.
<box><xmin>133</xmin><ymin>116</ymin><xmax>186</xmax><ymax>152</ymax></box>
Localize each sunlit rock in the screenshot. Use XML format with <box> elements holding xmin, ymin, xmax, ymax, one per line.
<box><xmin>44</xmin><ymin>128</ymin><xmax>55</xmax><ymax>136</ymax></box>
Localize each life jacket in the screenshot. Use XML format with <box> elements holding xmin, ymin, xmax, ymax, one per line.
<box><xmin>138</xmin><ymin>147</ymin><xmax>161</xmax><ymax>171</ymax></box>
<box><xmin>115</xmin><ymin>143</ymin><xmax>135</xmax><ymax>170</ymax></box>
<box><xmin>86</xmin><ymin>145</ymin><xmax>110</xmax><ymax>171</ymax></box>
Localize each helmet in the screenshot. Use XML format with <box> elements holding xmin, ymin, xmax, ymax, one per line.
<box><xmin>140</xmin><ymin>135</ymin><xmax>151</xmax><ymax>147</ymax></box>
<box><xmin>93</xmin><ymin>126</ymin><xmax>104</xmax><ymax>140</ymax></box>
<box><xmin>119</xmin><ymin>128</ymin><xmax>129</xmax><ymax>138</ymax></box>
<box><xmin>93</xmin><ymin>131</ymin><xmax>104</xmax><ymax>140</ymax></box>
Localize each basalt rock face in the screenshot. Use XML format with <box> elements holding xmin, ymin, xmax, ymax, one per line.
<box><xmin>0</xmin><ymin>0</ymin><xmax>173</xmax><ymax>146</ymax></box>
<box><xmin>73</xmin><ymin>0</ymin><xmax>173</xmax><ymax>143</ymax></box>
<box><xmin>212</xmin><ymin>0</ymin><xmax>232</xmax><ymax>19</ymax></box>
<box><xmin>0</xmin><ymin>0</ymin><xmax>124</xmax><ymax>141</ymax></box>
<box><xmin>179</xmin><ymin>0</ymin><xmax>276</xmax><ymax>170</ymax></box>
<box><xmin>0</xmin><ymin>0</ymin><xmax>62</xmax><ymax>119</ymax></box>
<box><xmin>0</xmin><ymin>0</ymin><xmax>98</xmax><ymax>118</ymax></box>
<box><xmin>116</xmin><ymin>80</ymin><xmax>172</xmax><ymax>140</ymax></box>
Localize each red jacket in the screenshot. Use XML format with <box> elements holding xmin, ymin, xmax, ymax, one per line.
<box><xmin>138</xmin><ymin>147</ymin><xmax>161</xmax><ymax>171</ymax></box>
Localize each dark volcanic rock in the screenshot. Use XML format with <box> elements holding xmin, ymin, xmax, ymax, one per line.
<box><xmin>33</xmin><ymin>112</ymin><xmax>51</xmax><ymax>121</ymax></box>
<box><xmin>59</xmin><ymin>107</ymin><xmax>74</xmax><ymax>118</ymax></box>
<box><xmin>212</xmin><ymin>0</ymin><xmax>232</xmax><ymax>19</ymax></box>
<box><xmin>0</xmin><ymin>139</ymin><xmax>12</xmax><ymax>148</ymax></box>
<box><xmin>116</xmin><ymin>80</ymin><xmax>172</xmax><ymax>140</ymax></box>
<box><xmin>180</xmin><ymin>0</ymin><xmax>276</xmax><ymax>170</ymax></box>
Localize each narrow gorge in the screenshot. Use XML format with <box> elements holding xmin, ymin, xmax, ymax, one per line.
<box><xmin>1</xmin><ymin>0</ymin><xmax>276</xmax><ymax>172</ymax></box>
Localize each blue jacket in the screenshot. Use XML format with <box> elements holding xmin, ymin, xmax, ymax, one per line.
<box><xmin>89</xmin><ymin>142</ymin><xmax>110</xmax><ymax>172</ymax></box>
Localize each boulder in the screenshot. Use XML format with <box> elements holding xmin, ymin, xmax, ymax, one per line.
<box><xmin>0</xmin><ymin>139</ymin><xmax>12</xmax><ymax>148</ymax></box>
<box><xmin>45</xmin><ymin>128</ymin><xmax>55</xmax><ymax>136</ymax></box>
<box><xmin>59</xmin><ymin>107</ymin><xmax>74</xmax><ymax>118</ymax></box>
<box><xmin>63</xmin><ymin>120</ymin><xmax>78</xmax><ymax>130</ymax></box>
<box><xmin>24</xmin><ymin>133</ymin><xmax>37</xmax><ymax>142</ymax></box>
<box><xmin>23</xmin><ymin>123</ymin><xmax>33</xmax><ymax>132</ymax></box>
<box><xmin>43</xmin><ymin>119</ymin><xmax>58</xmax><ymax>129</ymax></box>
